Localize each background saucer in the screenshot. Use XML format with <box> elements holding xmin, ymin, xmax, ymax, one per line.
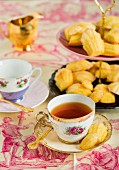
<box><xmin>0</xmin><ymin>79</ymin><xmax>49</xmax><ymax>112</ymax></box>
<box><xmin>40</xmin><ymin>114</ymin><xmax>112</xmax><ymax>153</ymax></box>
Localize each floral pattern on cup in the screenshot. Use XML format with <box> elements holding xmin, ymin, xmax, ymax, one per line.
<box><xmin>17</xmin><ymin>79</ymin><xmax>28</xmax><ymax>88</ymax></box>
<box><xmin>0</xmin><ymin>81</ymin><xmax>8</xmax><ymax>88</ymax></box>
<box><xmin>65</xmin><ymin>126</ymin><xmax>86</xmax><ymax>135</ymax></box>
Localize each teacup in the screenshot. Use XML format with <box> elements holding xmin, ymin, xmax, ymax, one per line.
<box><xmin>47</xmin><ymin>94</ymin><xmax>95</xmax><ymax>143</ymax></box>
<box><xmin>0</xmin><ymin>59</ymin><xmax>42</xmax><ymax>102</ymax></box>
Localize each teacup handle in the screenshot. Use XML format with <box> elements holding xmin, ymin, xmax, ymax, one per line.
<box><xmin>0</xmin><ymin>19</ymin><xmax>8</xmax><ymax>38</ymax></box>
<box><xmin>30</xmin><ymin>67</ymin><xmax>42</xmax><ymax>86</ymax></box>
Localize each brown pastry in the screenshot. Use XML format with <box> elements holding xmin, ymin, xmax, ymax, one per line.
<box><xmin>110</xmin><ymin>64</ymin><xmax>119</xmax><ymax>70</ymax></box>
<box><xmin>104</xmin><ymin>28</ymin><xmax>119</xmax><ymax>44</ymax></box>
<box><xmin>94</xmin><ymin>84</ymin><xmax>108</xmax><ymax>91</ymax></box>
<box><xmin>68</xmin><ymin>33</ymin><xmax>82</xmax><ymax>46</ymax></box>
<box><xmin>97</xmin><ymin>16</ymin><xmax>119</xmax><ymax>30</ymax></box>
<box><xmin>73</xmin><ymin>71</ymin><xmax>96</xmax><ymax>83</ymax></box>
<box><xmin>81</xmin><ymin>79</ymin><xmax>93</xmax><ymax>91</ymax></box>
<box><xmin>88</xmin><ymin>122</ymin><xmax>108</xmax><ymax>143</ymax></box>
<box><xmin>89</xmin><ymin>90</ymin><xmax>104</xmax><ymax>103</ymax></box>
<box><xmin>64</xmin><ymin>24</ymin><xmax>82</xmax><ymax>41</ymax></box>
<box><xmin>100</xmin><ymin>91</ymin><xmax>115</xmax><ymax>104</ymax></box>
<box><xmin>80</xmin><ymin>133</ymin><xmax>98</xmax><ymax>150</ymax></box>
<box><xmin>89</xmin><ymin>66</ymin><xmax>98</xmax><ymax>75</ymax></box>
<box><xmin>66</xmin><ymin>83</ymin><xmax>92</xmax><ymax>96</ymax></box>
<box><xmin>81</xmin><ymin>28</ymin><xmax>104</xmax><ymax>56</ymax></box>
<box><xmin>66</xmin><ymin>60</ymin><xmax>93</xmax><ymax>72</ymax></box>
<box><xmin>94</xmin><ymin>61</ymin><xmax>110</xmax><ymax>70</ymax></box>
<box><xmin>103</xmin><ymin>42</ymin><xmax>119</xmax><ymax>57</ymax></box>
<box><xmin>108</xmin><ymin>82</ymin><xmax>119</xmax><ymax>95</ymax></box>
<box><xmin>64</xmin><ymin>22</ymin><xmax>96</xmax><ymax>41</ymax></box>
<box><xmin>106</xmin><ymin>69</ymin><xmax>119</xmax><ymax>82</ymax></box>
<box><xmin>54</xmin><ymin>68</ymin><xmax>73</xmax><ymax>91</ymax></box>
<box><xmin>95</xmin><ymin>69</ymin><xmax>111</xmax><ymax>79</ymax></box>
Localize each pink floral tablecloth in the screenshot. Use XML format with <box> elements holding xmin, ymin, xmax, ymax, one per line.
<box><xmin>0</xmin><ymin>0</ymin><xmax>119</xmax><ymax>169</ymax></box>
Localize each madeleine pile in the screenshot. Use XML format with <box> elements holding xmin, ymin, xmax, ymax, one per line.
<box><xmin>54</xmin><ymin>59</ymin><xmax>119</xmax><ymax>104</ymax></box>
<box><xmin>64</xmin><ymin>16</ymin><xmax>119</xmax><ymax>57</ymax></box>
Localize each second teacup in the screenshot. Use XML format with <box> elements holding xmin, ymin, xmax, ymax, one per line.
<box><xmin>0</xmin><ymin>59</ymin><xmax>42</xmax><ymax>102</ymax></box>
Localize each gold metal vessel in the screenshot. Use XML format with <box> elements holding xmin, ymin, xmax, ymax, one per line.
<box><xmin>0</xmin><ymin>13</ymin><xmax>43</xmax><ymax>51</ymax></box>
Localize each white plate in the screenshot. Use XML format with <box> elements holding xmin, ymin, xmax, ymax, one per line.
<box><xmin>0</xmin><ymin>79</ymin><xmax>49</xmax><ymax>112</ymax></box>
<box><xmin>40</xmin><ymin>114</ymin><xmax>112</xmax><ymax>153</ymax></box>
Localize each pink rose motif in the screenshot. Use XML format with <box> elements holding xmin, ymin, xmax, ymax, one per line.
<box><xmin>24</xmin><ymin>79</ymin><xmax>27</xmax><ymax>83</ymax></box>
<box><xmin>66</xmin><ymin>126</ymin><xmax>85</xmax><ymax>135</ymax></box>
<box><xmin>0</xmin><ymin>81</ymin><xmax>8</xmax><ymax>87</ymax></box>
<box><xmin>17</xmin><ymin>79</ymin><xmax>28</xmax><ymax>88</ymax></box>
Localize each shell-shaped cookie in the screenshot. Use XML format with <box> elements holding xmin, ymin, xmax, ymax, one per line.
<box><xmin>95</xmin><ymin>69</ymin><xmax>111</xmax><ymax>79</ymax></box>
<box><xmin>89</xmin><ymin>66</ymin><xmax>98</xmax><ymax>75</ymax></box>
<box><xmin>104</xmin><ymin>28</ymin><xmax>119</xmax><ymax>44</ymax></box>
<box><xmin>108</xmin><ymin>82</ymin><xmax>119</xmax><ymax>95</ymax></box>
<box><xmin>64</xmin><ymin>22</ymin><xmax>96</xmax><ymax>42</ymax></box>
<box><xmin>94</xmin><ymin>61</ymin><xmax>110</xmax><ymax>70</ymax></box>
<box><xmin>94</xmin><ymin>84</ymin><xmax>108</xmax><ymax>91</ymax></box>
<box><xmin>97</xmin><ymin>16</ymin><xmax>119</xmax><ymax>29</ymax></box>
<box><xmin>81</xmin><ymin>28</ymin><xmax>104</xmax><ymax>56</ymax></box>
<box><xmin>66</xmin><ymin>83</ymin><xmax>92</xmax><ymax>96</ymax></box>
<box><xmin>68</xmin><ymin>33</ymin><xmax>82</xmax><ymax>46</ymax></box>
<box><xmin>64</xmin><ymin>24</ymin><xmax>82</xmax><ymax>41</ymax></box>
<box><xmin>110</xmin><ymin>64</ymin><xmax>119</xmax><ymax>70</ymax></box>
<box><xmin>103</xmin><ymin>42</ymin><xmax>119</xmax><ymax>57</ymax></box>
<box><xmin>54</xmin><ymin>68</ymin><xmax>73</xmax><ymax>91</ymax></box>
<box><xmin>66</xmin><ymin>60</ymin><xmax>93</xmax><ymax>72</ymax></box>
<box><xmin>88</xmin><ymin>122</ymin><xmax>108</xmax><ymax>143</ymax></box>
<box><xmin>81</xmin><ymin>79</ymin><xmax>93</xmax><ymax>91</ymax></box>
<box><xmin>89</xmin><ymin>90</ymin><xmax>104</xmax><ymax>103</ymax></box>
<box><xmin>100</xmin><ymin>91</ymin><xmax>115</xmax><ymax>104</ymax></box>
<box><xmin>73</xmin><ymin>71</ymin><xmax>96</xmax><ymax>83</ymax></box>
<box><xmin>80</xmin><ymin>133</ymin><xmax>98</xmax><ymax>150</ymax></box>
<box><xmin>107</xmin><ymin>69</ymin><xmax>119</xmax><ymax>82</ymax></box>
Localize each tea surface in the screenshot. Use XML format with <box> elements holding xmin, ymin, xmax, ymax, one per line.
<box><xmin>51</xmin><ymin>102</ymin><xmax>92</xmax><ymax>119</ymax></box>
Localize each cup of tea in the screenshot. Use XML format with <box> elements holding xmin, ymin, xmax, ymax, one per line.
<box><xmin>47</xmin><ymin>94</ymin><xmax>95</xmax><ymax>144</ymax></box>
<box><xmin>0</xmin><ymin>59</ymin><xmax>42</xmax><ymax>102</ymax></box>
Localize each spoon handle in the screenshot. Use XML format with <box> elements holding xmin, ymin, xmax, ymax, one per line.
<box><xmin>27</xmin><ymin>127</ymin><xmax>52</xmax><ymax>149</ymax></box>
<box><xmin>0</xmin><ymin>98</ymin><xmax>34</xmax><ymax>112</ymax></box>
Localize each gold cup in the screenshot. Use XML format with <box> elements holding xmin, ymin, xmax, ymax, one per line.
<box><xmin>0</xmin><ymin>13</ymin><xmax>43</xmax><ymax>51</ymax></box>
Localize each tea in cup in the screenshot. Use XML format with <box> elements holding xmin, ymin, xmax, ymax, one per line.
<box><xmin>0</xmin><ymin>59</ymin><xmax>42</xmax><ymax>102</ymax></box>
<box><xmin>47</xmin><ymin>94</ymin><xmax>95</xmax><ymax>143</ymax></box>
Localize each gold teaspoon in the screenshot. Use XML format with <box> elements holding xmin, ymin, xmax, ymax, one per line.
<box><xmin>27</xmin><ymin>127</ymin><xmax>52</xmax><ymax>149</ymax></box>
<box><xmin>0</xmin><ymin>98</ymin><xmax>34</xmax><ymax>112</ymax></box>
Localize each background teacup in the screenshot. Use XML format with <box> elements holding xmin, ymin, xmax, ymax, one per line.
<box><xmin>0</xmin><ymin>59</ymin><xmax>42</xmax><ymax>102</ymax></box>
<box><xmin>47</xmin><ymin>94</ymin><xmax>95</xmax><ymax>144</ymax></box>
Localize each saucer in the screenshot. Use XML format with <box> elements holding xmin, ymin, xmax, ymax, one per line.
<box><xmin>0</xmin><ymin>79</ymin><xmax>49</xmax><ymax>112</ymax></box>
<box><xmin>40</xmin><ymin>114</ymin><xmax>112</xmax><ymax>153</ymax></box>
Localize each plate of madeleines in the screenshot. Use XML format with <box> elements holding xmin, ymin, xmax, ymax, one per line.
<box><xmin>49</xmin><ymin>59</ymin><xmax>119</xmax><ymax>109</ymax></box>
<box><xmin>56</xmin><ymin>15</ymin><xmax>119</xmax><ymax>61</ymax></box>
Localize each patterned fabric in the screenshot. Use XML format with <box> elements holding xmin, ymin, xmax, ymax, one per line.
<box><xmin>0</xmin><ymin>0</ymin><xmax>119</xmax><ymax>169</ymax></box>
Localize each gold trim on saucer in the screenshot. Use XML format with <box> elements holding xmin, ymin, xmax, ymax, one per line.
<box><xmin>58</xmin><ymin>136</ymin><xmax>81</xmax><ymax>144</ymax></box>
<box><xmin>36</xmin><ymin>113</ymin><xmax>112</xmax><ymax>154</ymax></box>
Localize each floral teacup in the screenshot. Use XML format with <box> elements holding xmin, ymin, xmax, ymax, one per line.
<box><xmin>0</xmin><ymin>59</ymin><xmax>42</xmax><ymax>102</ymax></box>
<box><xmin>47</xmin><ymin>94</ymin><xmax>95</xmax><ymax>144</ymax></box>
